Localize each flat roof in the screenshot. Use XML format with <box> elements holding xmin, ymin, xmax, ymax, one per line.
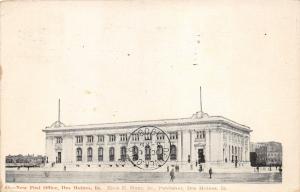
<box><xmin>43</xmin><ymin>115</ymin><xmax>251</xmax><ymax>132</ymax></box>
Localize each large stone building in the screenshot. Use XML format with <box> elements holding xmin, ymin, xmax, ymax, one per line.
<box><xmin>43</xmin><ymin>107</ymin><xmax>252</xmax><ymax>171</ymax></box>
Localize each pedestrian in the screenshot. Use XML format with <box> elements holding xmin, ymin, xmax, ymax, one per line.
<box><xmin>209</xmin><ymin>168</ymin><xmax>213</xmax><ymax>179</ymax></box>
<box><xmin>64</xmin><ymin>165</ymin><xmax>66</xmax><ymax>171</ymax></box>
<box><xmin>279</xmin><ymin>167</ymin><xmax>282</xmax><ymax>174</ymax></box>
<box><xmin>256</xmin><ymin>166</ymin><xmax>259</xmax><ymax>173</ymax></box>
<box><xmin>170</xmin><ymin>169</ymin><xmax>175</xmax><ymax>182</ymax></box>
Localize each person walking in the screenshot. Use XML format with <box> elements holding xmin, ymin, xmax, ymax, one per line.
<box><xmin>279</xmin><ymin>166</ymin><xmax>282</xmax><ymax>175</ymax></box>
<box><xmin>199</xmin><ymin>164</ymin><xmax>203</xmax><ymax>172</ymax></box>
<box><xmin>209</xmin><ymin>168</ymin><xmax>213</xmax><ymax>179</ymax></box>
<box><xmin>170</xmin><ymin>169</ymin><xmax>175</xmax><ymax>182</ymax></box>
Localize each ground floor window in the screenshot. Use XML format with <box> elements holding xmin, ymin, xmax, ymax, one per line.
<box><xmin>170</xmin><ymin>145</ymin><xmax>177</xmax><ymax>160</ymax></box>
<box><xmin>109</xmin><ymin>147</ymin><xmax>115</xmax><ymax>161</ymax></box>
<box><xmin>87</xmin><ymin>147</ymin><xmax>93</xmax><ymax>162</ymax></box>
<box><xmin>98</xmin><ymin>147</ymin><xmax>103</xmax><ymax>161</ymax></box>
<box><xmin>120</xmin><ymin>146</ymin><xmax>126</xmax><ymax>161</ymax></box>
<box><xmin>157</xmin><ymin>145</ymin><xmax>163</xmax><ymax>161</ymax></box>
<box><xmin>132</xmin><ymin>146</ymin><xmax>139</xmax><ymax>161</ymax></box>
<box><xmin>76</xmin><ymin>148</ymin><xmax>82</xmax><ymax>161</ymax></box>
<box><xmin>145</xmin><ymin>145</ymin><xmax>151</xmax><ymax>160</ymax></box>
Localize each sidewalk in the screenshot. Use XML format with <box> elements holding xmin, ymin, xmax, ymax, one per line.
<box><xmin>6</xmin><ymin>170</ymin><xmax>282</xmax><ymax>183</ymax></box>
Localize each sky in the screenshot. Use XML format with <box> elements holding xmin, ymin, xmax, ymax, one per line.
<box><xmin>1</xmin><ymin>1</ymin><xmax>299</xmax><ymax>157</ymax></box>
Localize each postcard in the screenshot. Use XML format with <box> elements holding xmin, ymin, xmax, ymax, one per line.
<box><xmin>1</xmin><ymin>1</ymin><xmax>299</xmax><ymax>192</ymax></box>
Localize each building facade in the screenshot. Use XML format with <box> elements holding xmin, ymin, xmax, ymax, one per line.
<box><xmin>5</xmin><ymin>154</ymin><xmax>46</xmax><ymax>167</ymax></box>
<box><xmin>43</xmin><ymin>111</ymin><xmax>252</xmax><ymax>170</ymax></box>
<box><xmin>250</xmin><ymin>141</ymin><xmax>282</xmax><ymax>166</ymax></box>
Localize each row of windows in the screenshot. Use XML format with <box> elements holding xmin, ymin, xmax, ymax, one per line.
<box><xmin>75</xmin><ymin>135</ymin><xmax>117</xmax><ymax>144</ymax></box>
<box><xmin>156</xmin><ymin>133</ymin><xmax>165</xmax><ymax>140</ymax></box>
<box><xmin>57</xmin><ymin>131</ymin><xmax>208</xmax><ymax>144</ymax></box>
<box><xmin>75</xmin><ymin>145</ymin><xmax>177</xmax><ymax>162</ymax></box>
<box><xmin>228</xmin><ymin>145</ymin><xmax>242</xmax><ymax>155</ymax></box>
<box><xmin>268</xmin><ymin>153</ymin><xmax>281</xmax><ymax>157</ymax></box>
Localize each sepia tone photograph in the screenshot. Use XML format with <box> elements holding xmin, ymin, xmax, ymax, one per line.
<box><xmin>0</xmin><ymin>0</ymin><xmax>299</xmax><ymax>191</ymax></box>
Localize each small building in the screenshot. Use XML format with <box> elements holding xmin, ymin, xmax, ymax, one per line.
<box><xmin>5</xmin><ymin>154</ymin><xmax>46</xmax><ymax>167</ymax></box>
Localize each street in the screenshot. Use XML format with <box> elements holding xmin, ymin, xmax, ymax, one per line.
<box><xmin>6</xmin><ymin>170</ymin><xmax>282</xmax><ymax>183</ymax></box>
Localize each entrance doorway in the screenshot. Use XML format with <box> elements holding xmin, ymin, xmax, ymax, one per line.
<box><xmin>57</xmin><ymin>152</ymin><xmax>61</xmax><ymax>163</ymax></box>
<box><xmin>198</xmin><ymin>149</ymin><xmax>205</xmax><ymax>164</ymax></box>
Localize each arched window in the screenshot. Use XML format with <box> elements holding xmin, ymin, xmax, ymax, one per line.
<box><xmin>109</xmin><ymin>147</ymin><xmax>115</xmax><ymax>162</ymax></box>
<box><xmin>76</xmin><ymin>148</ymin><xmax>82</xmax><ymax>161</ymax></box>
<box><xmin>87</xmin><ymin>147</ymin><xmax>93</xmax><ymax>162</ymax></box>
<box><xmin>170</xmin><ymin>145</ymin><xmax>177</xmax><ymax>160</ymax></box>
<box><xmin>132</xmin><ymin>146</ymin><xmax>139</xmax><ymax>161</ymax></box>
<box><xmin>157</xmin><ymin>145</ymin><xmax>163</xmax><ymax>161</ymax></box>
<box><xmin>98</xmin><ymin>147</ymin><xmax>103</xmax><ymax>161</ymax></box>
<box><xmin>145</xmin><ymin>145</ymin><xmax>151</xmax><ymax>160</ymax></box>
<box><xmin>121</xmin><ymin>146</ymin><xmax>127</xmax><ymax>161</ymax></box>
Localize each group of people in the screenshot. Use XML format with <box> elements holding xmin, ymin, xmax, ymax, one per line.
<box><xmin>255</xmin><ymin>165</ymin><xmax>282</xmax><ymax>174</ymax></box>
<box><xmin>169</xmin><ymin>166</ymin><xmax>213</xmax><ymax>182</ymax></box>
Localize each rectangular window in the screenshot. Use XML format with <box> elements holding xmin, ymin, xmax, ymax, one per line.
<box><xmin>120</xmin><ymin>134</ymin><xmax>127</xmax><ymax>142</ymax></box>
<box><xmin>98</xmin><ymin>148</ymin><xmax>103</xmax><ymax>161</ymax></box>
<box><xmin>56</xmin><ymin>137</ymin><xmax>63</xmax><ymax>143</ymax></box>
<box><xmin>109</xmin><ymin>135</ymin><xmax>116</xmax><ymax>142</ymax></box>
<box><xmin>132</xmin><ymin>134</ymin><xmax>139</xmax><ymax>141</ymax></box>
<box><xmin>144</xmin><ymin>133</ymin><xmax>152</xmax><ymax>140</ymax></box>
<box><xmin>156</xmin><ymin>133</ymin><xmax>165</xmax><ymax>140</ymax></box>
<box><xmin>87</xmin><ymin>135</ymin><xmax>94</xmax><ymax>143</ymax></box>
<box><xmin>196</xmin><ymin>131</ymin><xmax>205</xmax><ymax>139</ymax></box>
<box><xmin>76</xmin><ymin>136</ymin><xmax>83</xmax><ymax>143</ymax></box>
<box><xmin>98</xmin><ymin>135</ymin><xmax>104</xmax><ymax>143</ymax></box>
<box><xmin>169</xmin><ymin>132</ymin><xmax>178</xmax><ymax>140</ymax></box>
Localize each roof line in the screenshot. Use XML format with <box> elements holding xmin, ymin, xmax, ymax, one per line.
<box><xmin>59</xmin><ymin>117</ymin><xmax>191</xmax><ymax>127</ymax></box>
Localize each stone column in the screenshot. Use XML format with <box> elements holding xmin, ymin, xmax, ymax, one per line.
<box><xmin>190</xmin><ymin>130</ymin><xmax>195</xmax><ymax>163</ymax></box>
<box><xmin>181</xmin><ymin>130</ymin><xmax>189</xmax><ymax>163</ymax></box>
<box><xmin>62</xmin><ymin>135</ymin><xmax>73</xmax><ymax>164</ymax></box>
<box><xmin>241</xmin><ymin>147</ymin><xmax>243</xmax><ymax>162</ymax></box>
<box><xmin>205</xmin><ymin>129</ymin><xmax>211</xmax><ymax>162</ymax></box>
<box><xmin>177</xmin><ymin>131</ymin><xmax>182</xmax><ymax>164</ymax></box>
<box><xmin>103</xmin><ymin>135</ymin><xmax>108</xmax><ymax>163</ymax></box>
<box><xmin>228</xmin><ymin>145</ymin><xmax>231</xmax><ymax>162</ymax></box>
<box><xmin>115</xmin><ymin>135</ymin><xmax>120</xmax><ymax>163</ymax></box>
<box><xmin>46</xmin><ymin>136</ymin><xmax>55</xmax><ymax>163</ymax></box>
<box><xmin>93</xmin><ymin>143</ymin><xmax>98</xmax><ymax>164</ymax></box>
